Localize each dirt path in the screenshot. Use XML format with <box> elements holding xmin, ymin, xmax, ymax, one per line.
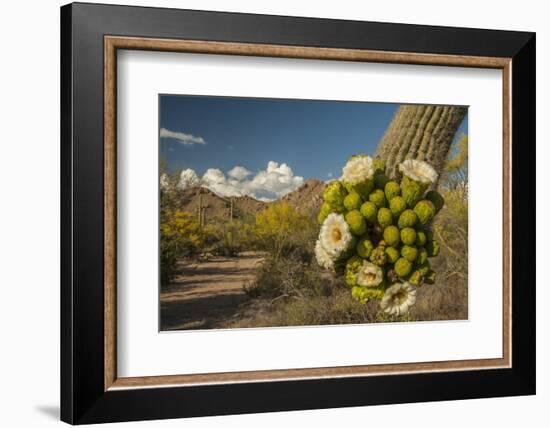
<box><xmin>160</xmin><ymin>252</ymin><xmax>264</xmax><ymax>330</ymax></box>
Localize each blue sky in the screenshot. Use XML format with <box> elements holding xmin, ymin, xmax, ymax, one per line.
<box><xmin>159</xmin><ymin>95</ymin><xmax>467</xmax><ymax>200</ymax></box>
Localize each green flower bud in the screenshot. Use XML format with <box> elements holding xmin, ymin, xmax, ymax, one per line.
<box><xmin>356</xmin><ymin>238</ymin><xmax>374</xmax><ymax>259</ymax></box>
<box><xmin>366</xmin><ymin>284</ymin><xmax>387</xmax><ymax>300</ymax></box>
<box><xmin>369</xmin><ymin>246</ymin><xmax>387</xmax><ymax>266</ymax></box>
<box><xmin>397</xmin><ymin>209</ymin><xmax>418</xmax><ymax>229</ymax></box>
<box><xmin>344</xmin><ymin>180</ymin><xmax>374</xmax><ymax>200</ymax></box>
<box><xmin>408</xmin><ymin>262</ymin><xmax>431</xmax><ymax>285</ymax></box>
<box><xmin>414</xmin><ymin>200</ymin><xmax>436</xmax><ymax>225</ymax></box>
<box><xmin>351</xmin><ymin>285</ymin><xmax>362</xmax><ymax>300</ymax></box>
<box><xmin>345</xmin><ymin>210</ymin><xmax>367</xmax><ymax>236</ymax></box>
<box><xmin>373</xmin><ymin>158</ymin><xmax>386</xmax><ymax>174</ymax></box>
<box><xmin>415</xmin><ymin>230</ymin><xmax>427</xmax><ymax>247</ymax></box>
<box><xmin>368</xmin><ymin>189</ymin><xmax>386</xmax><ymax>208</ymax></box>
<box><xmin>424</xmin><ymin>228</ymin><xmax>434</xmax><ymax>242</ymax></box>
<box><xmin>317</xmin><ymin>202</ymin><xmax>332</xmax><ymax>225</ymax></box>
<box><xmin>400</xmin><ymin>227</ymin><xmax>417</xmax><ymax>246</ymax></box>
<box><xmin>323</xmin><ymin>181</ymin><xmax>347</xmax><ymax>211</ymax></box>
<box><xmin>415</xmin><ymin>261</ymin><xmax>431</xmax><ymax>275</ymax></box>
<box><xmin>360</xmin><ymin>201</ymin><xmax>378</xmax><ymax>223</ymax></box>
<box><xmin>377</xmin><ymin>207</ymin><xmax>393</xmax><ymax>228</ymax></box>
<box><xmin>384</xmin><ymin>181</ymin><xmax>401</xmax><ymax>201</ymax></box>
<box><xmin>383</xmin><ymin>225</ymin><xmax>400</xmax><ymax>247</ymax></box>
<box><xmin>408</xmin><ymin>270</ymin><xmax>424</xmax><ymax>286</ymax></box>
<box><xmin>351</xmin><ymin>285</ymin><xmax>372</xmax><ymax>304</ymax></box>
<box><xmin>401</xmin><ymin>175</ymin><xmax>426</xmax><ymax>208</ymax></box>
<box><xmin>425</xmin><ymin>270</ymin><xmax>436</xmax><ymax>284</ymax></box>
<box><xmin>415</xmin><ymin>247</ymin><xmax>428</xmax><ymax>265</ymax></box>
<box><xmin>395</xmin><ymin>257</ymin><xmax>412</xmax><ymax>278</ymax></box>
<box><xmin>389</xmin><ymin>196</ymin><xmax>407</xmax><ymax>218</ymax></box>
<box><xmin>374</xmin><ymin>172</ymin><xmax>390</xmax><ymax>190</ymax></box>
<box><xmin>343</xmin><ymin>192</ymin><xmax>363</xmax><ymax>211</ymax></box>
<box><xmin>385</xmin><ymin>246</ymin><xmax>400</xmax><ymax>264</ymax></box>
<box><xmin>351</xmin><ymin>284</ymin><xmax>386</xmax><ymax>304</ymax></box>
<box><xmin>401</xmin><ymin>245</ymin><xmax>418</xmax><ymax>262</ymax></box>
<box><xmin>426</xmin><ymin>240</ymin><xmax>440</xmax><ymax>257</ymax></box>
<box><xmin>345</xmin><ymin>256</ymin><xmax>363</xmax><ymax>287</ymax></box>
<box><xmin>426</xmin><ymin>190</ymin><xmax>445</xmax><ymax>213</ymax></box>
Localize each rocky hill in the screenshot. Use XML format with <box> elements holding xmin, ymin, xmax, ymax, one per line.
<box><xmin>280</xmin><ymin>179</ymin><xmax>326</xmax><ymax>214</ymax></box>
<box><xmin>177</xmin><ymin>187</ymin><xmax>264</xmax><ymax>223</ymax></box>
<box><xmin>176</xmin><ymin>179</ymin><xmax>326</xmax><ymax>224</ymax></box>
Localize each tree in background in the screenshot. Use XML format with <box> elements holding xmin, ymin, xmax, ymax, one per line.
<box><xmin>444</xmin><ymin>133</ymin><xmax>468</xmax><ymax>191</ymax></box>
<box><xmin>375</xmin><ymin>105</ymin><xmax>467</xmax><ymax>183</ymax></box>
<box><xmin>254</xmin><ymin>202</ymin><xmax>314</xmax><ymax>259</ymax></box>
<box><xmin>160</xmin><ymin>210</ymin><xmax>203</xmax><ymax>286</ymax></box>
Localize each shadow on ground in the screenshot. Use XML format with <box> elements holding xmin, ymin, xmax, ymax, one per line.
<box><xmin>161</xmin><ymin>292</ymin><xmax>247</xmax><ymax>330</ymax></box>
<box><xmin>160</xmin><ymin>253</ymin><xmax>264</xmax><ymax>331</ymax></box>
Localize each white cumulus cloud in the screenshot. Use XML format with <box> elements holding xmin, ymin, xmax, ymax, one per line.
<box><xmin>202</xmin><ymin>168</ymin><xmax>226</xmax><ymax>185</ymax></box>
<box><xmin>160</xmin><ymin>128</ymin><xmax>206</xmax><ymax>146</ymax></box>
<box><xmin>178</xmin><ymin>168</ymin><xmax>201</xmax><ymax>189</ymax></box>
<box><xmin>201</xmin><ymin>168</ymin><xmax>245</xmax><ymax>197</ymax></box>
<box><xmin>227</xmin><ymin>166</ymin><xmax>252</xmax><ymax>181</ymax></box>
<box><xmin>247</xmin><ymin>161</ymin><xmax>303</xmax><ymax>199</ymax></box>
<box><xmin>177</xmin><ymin>161</ymin><xmax>303</xmax><ymax>201</ymax></box>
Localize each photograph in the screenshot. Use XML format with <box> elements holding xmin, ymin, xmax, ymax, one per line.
<box><xmin>159</xmin><ymin>95</ymin><xmax>469</xmax><ymax>331</ymax></box>
<box><xmin>0</xmin><ymin>0</ymin><xmax>541</xmax><ymax>425</ymax></box>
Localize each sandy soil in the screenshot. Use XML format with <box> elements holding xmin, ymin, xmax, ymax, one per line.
<box><xmin>160</xmin><ymin>252</ymin><xmax>264</xmax><ymax>330</ymax></box>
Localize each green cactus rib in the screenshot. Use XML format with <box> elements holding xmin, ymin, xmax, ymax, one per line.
<box><xmin>406</xmin><ymin>105</ymin><xmax>436</xmax><ymax>163</ymax></box>
<box><xmin>390</xmin><ymin>106</ymin><xmax>428</xmax><ymax>179</ymax></box>
<box><xmin>415</xmin><ymin>105</ymin><xmax>445</xmax><ymax>161</ymax></box>
<box><xmin>375</xmin><ymin>105</ymin><xmax>467</xmax><ymax>183</ymax></box>
<box><xmin>380</xmin><ymin>106</ymin><xmax>417</xmax><ymax>176</ymax></box>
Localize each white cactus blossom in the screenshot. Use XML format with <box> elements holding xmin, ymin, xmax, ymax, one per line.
<box><xmin>314</xmin><ymin>239</ymin><xmax>335</xmax><ymax>269</ymax></box>
<box><xmin>319</xmin><ymin>213</ymin><xmax>353</xmax><ymax>258</ymax></box>
<box><xmin>380</xmin><ymin>282</ymin><xmax>417</xmax><ymax>316</ymax></box>
<box><xmin>341</xmin><ymin>156</ymin><xmax>374</xmax><ymax>184</ymax></box>
<box><xmin>356</xmin><ymin>261</ymin><xmax>384</xmax><ymax>287</ymax></box>
<box><xmin>399</xmin><ymin>159</ymin><xmax>438</xmax><ymax>184</ymax></box>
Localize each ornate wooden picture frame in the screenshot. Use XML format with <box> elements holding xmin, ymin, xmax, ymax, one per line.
<box><xmin>61</xmin><ymin>2</ymin><xmax>535</xmax><ymax>424</ymax></box>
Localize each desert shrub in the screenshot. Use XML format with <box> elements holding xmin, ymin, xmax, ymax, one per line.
<box><xmin>434</xmin><ymin>168</ymin><xmax>468</xmax><ymax>286</ymax></box>
<box><xmin>268</xmin><ymin>290</ymin><xmax>377</xmax><ymax>326</ymax></box>
<box><xmin>159</xmin><ymin>162</ymin><xmax>185</xmax><ymax>213</ymax></box>
<box><xmin>244</xmin><ymin>251</ymin><xmax>333</xmax><ymax>299</ymax></box>
<box><xmin>407</xmin><ymin>134</ymin><xmax>469</xmax><ymax>320</ymax></box>
<box><xmin>407</xmin><ymin>186</ymin><xmax>468</xmax><ymax>320</ymax></box>
<box><xmin>160</xmin><ymin>210</ymin><xmax>203</xmax><ymax>287</ymax></box>
<box><xmin>444</xmin><ymin>133</ymin><xmax>468</xmax><ymax>192</ymax></box>
<box><xmin>203</xmin><ymin>220</ymin><xmax>255</xmax><ymax>256</ymax></box>
<box><xmin>254</xmin><ymin>202</ymin><xmax>317</xmax><ymax>258</ymax></box>
<box><xmin>231</xmin><ymin>287</ymin><xmax>379</xmax><ymax>328</ymax></box>
<box><xmin>239</xmin><ymin>245</ymin><xmax>392</xmax><ymax>327</ymax></box>
<box><xmin>409</xmin><ymin>278</ymin><xmax>468</xmax><ymax>321</ymax></box>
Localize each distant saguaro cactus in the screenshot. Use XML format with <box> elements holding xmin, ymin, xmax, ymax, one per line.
<box><xmin>375</xmin><ymin>105</ymin><xmax>467</xmax><ymax>183</ymax></box>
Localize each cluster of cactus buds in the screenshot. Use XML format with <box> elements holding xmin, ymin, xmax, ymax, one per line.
<box><xmin>315</xmin><ymin>155</ymin><xmax>444</xmax><ymax>314</ymax></box>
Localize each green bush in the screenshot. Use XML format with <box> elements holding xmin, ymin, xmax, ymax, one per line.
<box><xmin>245</xmin><ymin>251</ymin><xmax>331</xmax><ymax>299</ymax></box>
<box><xmin>203</xmin><ymin>220</ymin><xmax>254</xmax><ymax>256</ymax></box>
<box><xmin>254</xmin><ymin>202</ymin><xmax>316</xmax><ymax>258</ymax></box>
<box><xmin>160</xmin><ymin>210</ymin><xmax>203</xmax><ymax>287</ymax></box>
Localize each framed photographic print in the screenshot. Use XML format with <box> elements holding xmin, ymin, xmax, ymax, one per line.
<box><xmin>60</xmin><ymin>2</ymin><xmax>536</xmax><ymax>424</ymax></box>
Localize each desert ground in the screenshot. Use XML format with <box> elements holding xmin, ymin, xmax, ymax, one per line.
<box><xmin>160</xmin><ymin>252</ymin><xmax>264</xmax><ymax>330</ymax></box>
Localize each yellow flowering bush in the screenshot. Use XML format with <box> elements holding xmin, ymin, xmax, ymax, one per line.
<box><xmin>160</xmin><ymin>210</ymin><xmax>203</xmax><ymax>286</ymax></box>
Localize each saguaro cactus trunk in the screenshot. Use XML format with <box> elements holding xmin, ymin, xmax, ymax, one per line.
<box><xmin>375</xmin><ymin>105</ymin><xmax>467</xmax><ymax>183</ymax></box>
